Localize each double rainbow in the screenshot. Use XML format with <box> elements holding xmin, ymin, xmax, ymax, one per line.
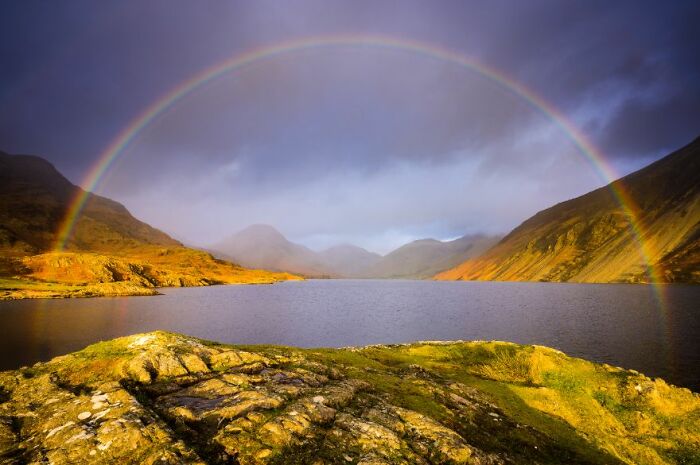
<box><xmin>53</xmin><ymin>34</ymin><xmax>662</xmax><ymax>286</ymax></box>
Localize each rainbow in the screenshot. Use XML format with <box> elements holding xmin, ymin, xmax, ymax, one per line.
<box><xmin>53</xmin><ymin>34</ymin><xmax>663</xmax><ymax>287</ymax></box>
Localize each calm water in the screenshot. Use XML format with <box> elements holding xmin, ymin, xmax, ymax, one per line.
<box><xmin>1</xmin><ymin>280</ymin><xmax>698</xmax><ymax>391</ymax></box>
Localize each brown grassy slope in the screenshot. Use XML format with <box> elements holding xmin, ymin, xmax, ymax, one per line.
<box><xmin>436</xmin><ymin>137</ymin><xmax>700</xmax><ymax>283</ymax></box>
<box><xmin>0</xmin><ymin>151</ymin><xmax>179</xmax><ymax>255</ymax></box>
<box><xmin>0</xmin><ymin>151</ymin><xmax>300</xmax><ymax>297</ymax></box>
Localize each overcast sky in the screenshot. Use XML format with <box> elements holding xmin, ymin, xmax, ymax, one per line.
<box><xmin>1</xmin><ymin>1</ymin><xmax>698</xmax><ymax>253</ymax></box>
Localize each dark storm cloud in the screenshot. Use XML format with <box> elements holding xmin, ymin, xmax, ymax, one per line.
<box><xmin>107</xmin><ymin>47</ymin><xmax>538</xmax><ymax>188</ymax></box>
<box><xmin>473</xmin><ymin>0</ymin><xmax>700</xmax><ymax>159</ymax></box>
<box><xmin>1</xmin><ymin>1</ymin><xmax>698</xmax><ymax>250</ymax></box>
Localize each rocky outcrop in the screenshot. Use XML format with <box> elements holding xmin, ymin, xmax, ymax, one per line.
<box><xmin>0</xmin><ymin>332</ymin><xmax>698</xmax><ymax>464</ymax></box>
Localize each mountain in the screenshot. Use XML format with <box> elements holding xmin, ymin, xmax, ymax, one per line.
<box><xmin>437</xmin><ymin>136</ymin><xmax>700</xmax><ymax>283</ymax></box>
<box><xmin>0</xmin><ymin>151</ymin><xmax>298</xmax><ymax>298</ymax></box>
<box><xmin>1</xmin><ymin>331</ymin><xmax>697</xmax><ymax>464</ymax></box>
<box><xmin>212</xmin><ymin>226</ymin><xmax>499</xmax><ymax>279</ymax></box>
<box><xmin>212</xmin><ymin>224</ymin><xmax>335</xmax><ymax>277</ymax></box>
<box><xmin>364</xmin><ymin>234</ymin><xmax>500</xmax><ymax>279</ymax></box>
<box><xmin>0</xmin><ymin>151</ymin><xmax>179</xmax><ymax>255</ymax></box>
<box><xmin>318</xmin><ymin>244</ymin><xmax>382</xmax><ymax>277</ymax></box>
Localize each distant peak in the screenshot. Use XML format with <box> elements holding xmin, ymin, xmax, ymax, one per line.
<box><xmin>411</xmin><ymin>238</ymin><xmax>441</xmax><ymax>245</ymax></box>
<box><xmin>240</xmin><ymin>224</ymin><xmax>281</xmax><ymax>233</ymax></box>
<box><xmin>325</xmin><ymin>243</ymin><xmax>366</xmax><ymax>252</ymax></box>
<box><xmin>234</xmin><ymin>224</ymin><xmax>287</xmax><ymax>241</ymax></box>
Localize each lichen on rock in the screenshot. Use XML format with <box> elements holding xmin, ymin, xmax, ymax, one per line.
<box><xmin>0</xmin><ymin>331</ymin><xmax>698</xmax><ymax>465</ymax></box>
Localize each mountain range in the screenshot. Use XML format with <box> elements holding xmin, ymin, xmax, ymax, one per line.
<box><xmin>363</xmin><ymin>234</ymin><xmax>499</xmax><ymax>279</ymax></box>
<box><xmin>212</xmin><ymin>224</ymin><xmax>336</xmax><ymax>277</ymax></box>
<box><xmin>2</xmin><ymin>135</ymin><xmax>699</xmax><ymax>294</ymax></box>
<box><xmin>0</xmin><ymin>151</ymin><xmax>180</xmax><ymax>256</ymax></box>
<box><xmin>0</xmin><ymin>151</ymin><xmax>298</xmax><ymax>298</ymax></box>
<box><xmin>437</xmin><ymin>136</ymin><xmax>700</xmax><ymax>283</ymax></box>
<box><xmin>211</xmin><ymin>224</ymin><xmax>500</xmax><ymax>279</ymax></box>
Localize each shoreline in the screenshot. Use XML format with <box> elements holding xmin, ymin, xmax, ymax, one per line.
<box><xmin>0</xmin><ymin>276</ymin><xmax>300</xmax><ymax>300</ymax></box>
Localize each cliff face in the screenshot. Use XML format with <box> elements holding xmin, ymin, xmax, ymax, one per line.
<box><xmin>437</xmin><ymin>137</ymin><xmax>700</xmax><ymax>283</ymax></box>
<box><xmin>0</xmin><ymin>332</ymin><xmax>697</xmax><ymax>464</ymax></box>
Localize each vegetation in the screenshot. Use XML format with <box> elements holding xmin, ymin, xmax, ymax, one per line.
<box><xmin>1</xmin><ymin>332</ymin><xmax>697</xmax><ymax>464</ymax></box>
<box><xmin>437</xmin><ymin>137</ymin><xmax>700</xmax><ymax>284</ymax></box>
<box><xmin>0</xmin><ymin>248</ymin><xmax>300</xmax><ymax>300</ymax></box>
<box><xmin>0</xmin><ymin>152</ymin><xmax>301</xmax><ymax>299</ymax></box>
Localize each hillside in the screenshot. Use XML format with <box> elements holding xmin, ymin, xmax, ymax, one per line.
<box><xmin>0</xmin><ymin>331</ymin><xmax>697</xmax><ymax>464</ymax></box>
<box><xmin>212</xmin><ymin>224</ymin><xmax>336</xmax><ymax>278</ymax></box>
<box><xmin>437</xmin><ymin>137</ymin><xmax>700</xmax><ymax>283</ymax></box>
<box><xmin>0</xmin><ymin>151</ymin><xmax>299</xmax><ymax>298</ymax></box>
<box><xmin>318</xmin><ymin>244</ymin><xmax>382</xmax><ymax>277</ymax></box>
<box><xmin>364</xmin><ymin>235</ymin><xmax>500</xmax><ymax>279</ymax></box>
<box><xmin>0</xmin><ymin>151</ymin><xmax>180</xmax><ymax>255</ymax></box>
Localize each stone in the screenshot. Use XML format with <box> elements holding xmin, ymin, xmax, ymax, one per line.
<box><xmin>1</xmin><ymin>331</ymin><xmax>697</xmax><ymax>465</ymax></box>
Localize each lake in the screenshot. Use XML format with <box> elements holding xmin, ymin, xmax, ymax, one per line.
<box><xmin>1</xmin><ymin>279</ymin><xmax>698</xmax><ymax>391</ymax></box>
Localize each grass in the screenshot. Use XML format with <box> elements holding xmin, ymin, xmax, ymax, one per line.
<box><xmin>0</xmin><ymin>276</ymin><xmax>160</xmax><ymax>299</ymax></box>
<box><xmin>291</xmin><ymin>341</ymin><xmax>700</xmax><ymax>465</ymax></box>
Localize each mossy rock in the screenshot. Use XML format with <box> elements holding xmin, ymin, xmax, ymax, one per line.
<box><xmin>0</xmin><ymin>332</ymin><xmax>697</xmax><ymax>464</ymax></box>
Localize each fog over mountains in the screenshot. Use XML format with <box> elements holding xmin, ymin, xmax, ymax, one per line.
<box><xmin>211</xmin><ymin>224</ymin><xmax>500</xmax><ymax>279</ymax></box>
<box><xmin>2</xmin><ymin>135</ymin><xmax>699</xmax><ymax>286</ymax></box>
<box><xmin>210</xmin><ymin>136</ymin><xmax>700</xmax><ymax>283</ymax></box>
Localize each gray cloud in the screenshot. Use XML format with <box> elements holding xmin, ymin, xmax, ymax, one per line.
<box><xmin>1</xmin><ymin>1</ymin><xmax>697</xmax><ymax>251</ymax></box>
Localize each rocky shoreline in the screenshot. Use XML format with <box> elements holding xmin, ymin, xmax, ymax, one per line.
<box><xmin>0</xmin><ymin>332</ymin><xmax>697</xmax><ymax>464</ymax></box>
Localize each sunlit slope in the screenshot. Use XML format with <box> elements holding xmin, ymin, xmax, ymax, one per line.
<box><xmin>0</xmin><ymin>151</ymin><xmax>299</xmax><ymax>298</ymax></box>
<box><xmin>437</xmin><ymin>137</ymin><xmax>700</xmax><ymax>283</ymax></box>
<box><xmin>0</xmin><ymin>331</ymin><xmax>697</xmax><ymax>464</ymax></box>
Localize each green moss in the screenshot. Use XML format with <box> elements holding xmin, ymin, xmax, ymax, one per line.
<box><xmin>11</xmin><ymin>333</ymin><xmax>698</xmax><ymax>465</ymax></box>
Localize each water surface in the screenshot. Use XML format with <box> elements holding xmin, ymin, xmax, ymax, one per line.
<box><xmin>1</xmin><ymin>280</ymin><xmax>698</xmax><ymax>391</ymax></box>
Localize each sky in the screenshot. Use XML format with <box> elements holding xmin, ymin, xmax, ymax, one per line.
<box><xmin>1</xmin><ymin>1</ymin><xmax>699</xmax><ymax>253</ymax></box>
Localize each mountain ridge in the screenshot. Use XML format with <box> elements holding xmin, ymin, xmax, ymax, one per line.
<box><xmin>0</xmin><ymin>151</ymin><xmax>299</xmax><ymax>298</ymax></box>
<box><xmin>0</xmin><ymin>151</ymin><xmax>181</xmax><ymax>255</ymax></box>
<box><xmin>212</xmin><ymin>224</ymin><xmax>337</xmax><ymax>278</ymax></box>
<box><xmin>436</xmin><ymin>136</ymin><xmax>700</xmax><ymax>283</ymax></box>
<box><xmin>318</xmin><ymin>243</ymin><xmax>382</xmax><ymax>277</ymax></box>
<box><xmin>363</xmin><ymin>234</ymin><xmax>501</xmax><ymax>279</ymax></box>
<box><xmin>211</xmin><ymin>224</ymin><xmax>500</xmax><ymax>279</ymax></box>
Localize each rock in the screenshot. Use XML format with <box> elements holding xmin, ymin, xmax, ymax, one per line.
<box><xmin>0</xmin><ymin>331</ymin><xmax>697</xmax><ymax>464</ymax></box>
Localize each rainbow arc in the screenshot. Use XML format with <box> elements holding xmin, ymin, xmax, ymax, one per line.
<box><xmin>53</xmin><ymin>35</ymin><xmax>663</xmax><ymax>293</ymax></box>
